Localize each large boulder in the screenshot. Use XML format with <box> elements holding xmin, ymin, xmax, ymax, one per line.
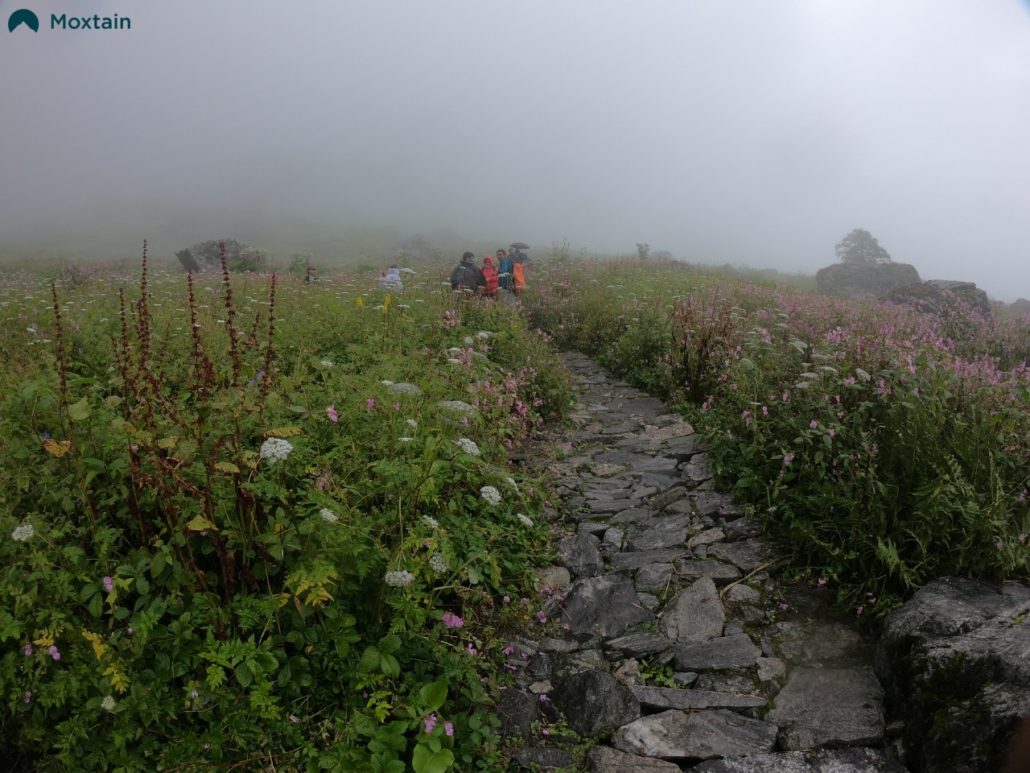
<box><xmin>875</xmin><ymin>577</ymin><xmax>1030</xmax><ymax>773</ymax></box>
<box><xmin>175</xmin><ymin>239</ymin><xmax>264</xmax><ymax>273</ymax></box>
<box><xmin>886</xmin><ymin>279</ymin><xmax>992</xmax><ymax>317</ymax></box>
<box><xmin>815</xmin><ymin>262</ymin><xmax>920</xmax><ymax>299</ymax></box>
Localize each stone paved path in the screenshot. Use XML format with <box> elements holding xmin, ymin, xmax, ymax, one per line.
<box><xmin>502</xmin><ymin>352</ymin><xmax>907</xmax><ymax>772</ymax></box>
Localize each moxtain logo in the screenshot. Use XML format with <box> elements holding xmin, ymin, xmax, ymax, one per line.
<box><xmin>8</xmin><ymin>9</ymin><xmax>40</xmax><ymax>32</ymax></box>
<box><xmin>6</xmin><ymin>8</ymin><xmax>132</xmax><ymax>33</ymax></box>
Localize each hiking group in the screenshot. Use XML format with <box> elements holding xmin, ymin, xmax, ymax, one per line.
<box><xmin>450</xmin><ymin>246</ymin><xmax>527</xmax><ymax>298</ymax></box>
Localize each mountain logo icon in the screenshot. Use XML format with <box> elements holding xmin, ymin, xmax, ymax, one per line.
<box><xmin>8</xmin><ymin>9</ymin><xmax>40</xmax><ymax>32</ymax></box>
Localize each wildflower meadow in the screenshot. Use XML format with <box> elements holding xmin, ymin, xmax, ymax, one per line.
<box><xmin>0</xmin><ymin>246</ymin><xmax>571</xmax><ymax>770</ymax></box>
<box><xmin>525</xmin><ymin>258</ymin><xmax>1029</xmax><ymax>615</ymax></box>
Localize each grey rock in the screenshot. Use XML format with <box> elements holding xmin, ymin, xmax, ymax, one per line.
<box><xmin>561</xmin><ymin>575</ymin><xmax>653</xmax><ymax>639</ymax></box>
<box><xmin>386</xmin><ymin>382</ymin><xmax>422</xmax><ymax>396</ymax></box>
<box><xmin>605</xmin><ymin>632</ymin><xmax>675</xmax><ymax>657</ymax></box>
<box><xmin>662</xmin><ymin>577</ymin><xmax>725</xmax><ymax>643</ymax></box>
<box><xmin>551</xmin><ymin>669</ymin><xmax>640</xmax><ymax>737</ymax></box>
<box><xmin>526</xmin><ymin>652</ymin><xmax>553</xmax><ymax>681</ymax></box>
<box><xmin>587</xmin><ymin>745</ymin><xmax>682</xmax><ymax>772</ymax></box>
<box><xmin>673</xmin><ymin>671</ymin><xmax>699</xmax><ymax>686</ymax></box>
<box><xmin>591</xmin><ymin>461</ymin><xmax>629</xmax><ymax>477</ymax></box>
<box><xmin>688</xmin><ymin>527</ymin><xmax>726</xmax><ymax>548</ymax></box>
<box><xmin>887</xmin><ymin>279</ymin><xmax>992</xmax><ymax>317</ymax></box>
<box><xmin>578</xmin><ymin>521</ymin><xmax>611</xmax><ymax>536</ymax></box>
<box><xmin>539</xmin><ymin>637</ymin><xmax>579</xmax><ymax>653</ymax></box>
<box><xmin>724</xmin><ymin>619</ymin><xmax>745</xmax><ymax>636</ymax></box>
<box><xmin>815</xmin><ymin>260</ymin><xmax>921</xmax><ymax>299</ymax></box>
<box><xmin>613</xmin><ymin>549</ymin><xmax>687</xmax><ymax>571</ymax></box>
<box><xmin>603</xmin><ymin>527</ymin><xmax>624</xmax><ymax>550</ymax></box>
<box><xmin>756</xmin><ymin>657</ymin><xmax>787</xmax><ymax>683</ymax></box>
<box><xmin>779</xmin><ymin>622</ymin><xmax>869</xmax><ymax>667</ymax></box>
<box><xmin>558</xmin><ymin>533</ymin><xmax>604</xmax><ymax>578</ymax></box>
<box><xmin>534</xmin><ymin>565</ymin><xmax>572</xmax><ymax>592</ymax></box>
<box><xmin>725</xmin><ymin>583</ymin><xmax>761</xmax><ymax>604</ymax></box>
<box><xmin>649</xmin><ymin>485</ymin><xmax>689</xmax><ymax>511</ymax></box>
<box><xmin>435</xmin><ymin>399</ymin><xmax>479</xmax><ymax>416</ymax></box>
<box><xmin>497</xmin><ymin>688</ymin><xmax>537</xmax><ymax>738</ymax></box>
<box><xmin>528</xmin><ymin>680</ymin><xmax>552</xmax><ymax>694</ymax></box>
<box><xmin>658</xmin><ymin>434</ymin><xmax>703</xmax><ymax>460</ymax></box>
<box><xmin>514</xmin><ymin>747</ymin><xmax>574</xmax><ymax>770</ymax></box>
<box><xmin>876</xmin><ymin>577</ymin><xmax>1030</xmax><ymax>773</ymax></box>
<box><xmin>675</xmin><ymin>559</ymin><xmax>742</xmax><ymax>583</ymax></box>
<box><xmin>613</xmin><ymin>658</ymin><xmax>641</xmax><ymax>687</ymax></box>
<box><xmin>708</xmin><ymin>539</ymin><xmax>775</xmax><ymax>571</ymax></box>
<box><xmin>635</xmin><ymin>562</ymin><xmax>674</xmax><ymax>592</ymax></box>
<box><xmin>589</xmin><ymin>498</ymin><xmax>639</xmax><ymax>514</ymax></box>
<box><xmin>560</xmin><ymin>647</ymin><xmax>606</xmax><ymax>674</ymax></box>
<box><xmin>768</xmin><ymin>667</ymin><xmax>885</xmax><ymax>750</ymax></box>
<box><xmin>676</xmin><ymin>633</ymin><xmax>762</xmax><ymax>671</ymax></box>
<box><xmin>637</xmin><ymin>592</ymin><xmax>660</xmax><ymax>610</ymax></box>
<box><xmin>722</xmin><ymin>517</ymin><xmax>762</xmax><ymax>541</ymax></box>
<box><xmin>610</xmin><ymin>507</ymin><xmax>657</xmax><ymax>526</ymax></box>
<box><xmin>694</xmin><ymin>674</ymin><xmax>758</xmax><ymax>694</ymax></box>
<box><xmin>690</xmin><ymin>492</ymin><xmax>741</xmax><ymax>518</ymax></box>
<box><xmin>613</xmin><ymin>709</ymin><xmax>777</xmax><ymax>760</ymax></box>
<box><xmin>683</xmin><ymin>453</ymin><xmax>714</xmax><ymax>483</ymax></box>
<box><xmin>630</xmin><ymin>516</ymin><xmax>690</xmax><ymax>551</ymax></box>
<box><xmin>631</xmin><ymin>686</ymin><xmax>766</xmax><ymax>710</ymax></box>
<box><xmin>692</xmin><ymin>747</ymin><xmax>907</xmax><ymax>772</ymax></box>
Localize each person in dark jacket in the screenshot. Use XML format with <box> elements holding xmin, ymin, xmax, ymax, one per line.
<box><xmin>450</xmin><ymin>252</ymin><xmax>484</xmax><ymax>292</ymax></box>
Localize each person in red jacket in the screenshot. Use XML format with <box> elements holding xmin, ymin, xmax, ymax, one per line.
<box><xmin>481</xmin><ymin>255</ymin><xmax>499</xmax><ymax>298</ymax></box>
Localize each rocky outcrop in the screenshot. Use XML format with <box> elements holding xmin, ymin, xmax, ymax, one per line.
<box><xmin>886</xmin><ymin>279</ymin><xmax>992</xmax><ymax>317</ymax></box>
<box><xmin>815</xmin><ymin>262</ymin><xmax>920</xmax><ymax>299</ymax></box>
<box><xmin>875</xmin><ymin>577</ymin><xmax>1030</xmax><ymax>773</ymax></box>
<box><xmin>175</xmin><ymin>239</ymin><xmax>264</xmax><ymax>272</ymax></box>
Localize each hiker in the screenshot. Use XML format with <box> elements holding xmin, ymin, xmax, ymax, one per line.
<box><xmin>304</xmin><ymin>267</ymin><xmax>316</xmax><ymax>284</ymax></box>
<box><xmin>512</xmin><ymin>259</ymin><xmax>526</xmax><ymax>296</ymax></box>
<box><xmin>379</xmin><ymin>264</ymin><xmax>403</xmax><ymax>291</ymax></box>
<box><xmin>481</xmin><ymin>256</ymin><xmax>499</xmax><ymax>298</ymax></box>
<box><xmin>497</xmin><ymin>249</ymin><xmax>514</xmax><ymax>293</ymax></box>
<box><xmin>450</xmin><ymin>252</ymin><xmax>484</xmax><ymax>293</ymax></box>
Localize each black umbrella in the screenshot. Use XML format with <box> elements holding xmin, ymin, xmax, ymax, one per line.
<box><xmin>509</xmin><ymin>242</ymin><xmax>530</xmax><ymax>250</ymax></box>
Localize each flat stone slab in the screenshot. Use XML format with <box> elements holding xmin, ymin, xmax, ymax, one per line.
<box><xmin>513</xmin><ymin>746</ymin><xmax>574</xmax><ymax>770</ymax></box>
<box><xmin>587</xmin><ymin>745</ymin><xmax>682</xmax><ymax>772</ymax></box>
<box><xmin>675</xmin><ymin>559</ymin><xmax>741</xmax><ymax>582</ymax></box>
<box><xmin>675</xmin><ymin>633</ymin><xmax>762</xmax><ymax>671</ymax></box>
<box><xmin>631</xmin><ymin>686</ymin><xmax>766</xmax><ymax>711</ymax></box>
<box><xmin>778</xmin><ymin>622</ymin><xmax>870</xmax><ymax>667</ymax></box>
<box><xmin>692</xmin><ymin>747</ymin><xmax>907</xmax><ymax>772</ymax></box>
<box><xmin>613</xmin><ymin>548</ymin><xmax>687</xmax><ymax>571</ymax></box>
<box><xmin>589</xmin><ymin>498</ymin><xmax>639</xmax><ymax>514</ymax></box>
<box><xmin>629</xmin><ymin>516</ymin><xmax>690</xmax><ymax>551</ymax></box>
<box><xmin>635</xmin><ymin>562</ymin><xmax>674</xmax><ymax>592</ymax></box>
<box><xmin>662</xmin><ymin>577</ymin><xmax>725</xmax><ymax>643</ymax></box>
<box><xmin>552</xmin><ymin>669</ymin><xmax>640</xmax><ymax>737</ymax></box>
<box><xmin>708</xmin><ymin>539</ymin><xmax>775</xmax><ymax>571</ymax></box>
<box><xmin>605</xmin><ymin>632</ymin><xmax>675</xmax><ymax>657</ymax></box>
<box><xmin>561</xmin><ymin>574</ymin><xmax>653</xmax><ymax>639</ymax></box>
<box><xmin>768</xmin><ymin>667</ymin><xmax>885</xmax><ymax>750</ymax></box>
<box><xmin>613</xmin><ymin>709</ymin><xmax>777</xmax><ymax>760</ymax></box>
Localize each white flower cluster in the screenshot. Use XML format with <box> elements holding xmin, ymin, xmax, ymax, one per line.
<box><xmin>517</xmin><ymin>513</ymin><xmax>534</xmax><ymax>527</ymax></box>
<box><xmin>454</xmin><ymin>438</ymin><xmax>480</xmax><ymax>456</ymax></box>
<box><xmin>319</xmin><ymin>359</ymin><xmax>334</xmax><ymax>368</ymax></box>
<box><xmin>506</xmin><ymin>476</ymin><xmax>519</xmax><ymax>492</ymax></box>
<box><xmin>259</xmin><ymin>438</ymin><xmax>294</xmax><ymax>465</ymax></box>
<box><xmin>421</xmin><ymin>515</ymin><xmax>439</xmax><ymax>530</ymax></box>
<box><xmin>429</xmin><ymin>552</ymin><xmax>449</xmax><ymax>573</ymax></box>
<box><xmin>480</xmin><ymin>486</ymin><xmax>502</xmax><ymax>506</ymax></box>
<box><xmin>463</xmin><ymin>336</ymin><xmax>474</xmax><ymax>345</ymax></box>
<box><xmin>406</xmin><ymin>418</ymin><xmax>418</xmax><ymax>429</ymax></box>
<box><xmin>101</xmin><ymin>696</ymin><xmax>116</xmax><ymax>712</ymax></box>
<box><xmin>11</xmin><ymin>524</ymin><xmax>34</xmax><ymax>542</ymax></box>
<box><xmin>476</xmin><ymin>331</ymin><xmax>492</xmax><ymax>340</ymax></box>
<box><xmin>399</xmin><ymin>437</ymin><xmax>414</xmax><ymax>443</ymax></box>
<box><xmin>384</xmin><ymin>570</ymin><xmax>415</xmax><ymax>587</ymax></box>
<box><xmin>319</xmin><ymin>508</ymin><xmax>339</xmax><ymax>523</ymax></box>
<box><xmin>380</xmin><ymin>379</ymin><xmax>394</xmax><ymax>386</ymax></box>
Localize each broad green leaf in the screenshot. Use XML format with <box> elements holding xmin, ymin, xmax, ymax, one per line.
<box><xmin>185</xmin><ymin>515</ymin><xmax>216</xmax><ymax>532</ymax></box>
<box><xmin>418</xmin><ymin>679</ymin><xmax>448</xmax><ymax>713</ymax></box>
<box><xmin>412</xmin><ymin>744</ymin><xmax>454</xmax><ymax>773</ymax></box>
<box><xmin>68</xmin><ymin>397</ymin><xmax>91</xmax><ymax>422</ymax></box>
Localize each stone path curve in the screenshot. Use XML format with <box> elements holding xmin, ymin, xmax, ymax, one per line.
<box><xmin>501</xmin><ymin>352</ymin><xmax>907</xmax><ymax>772</ymax></box>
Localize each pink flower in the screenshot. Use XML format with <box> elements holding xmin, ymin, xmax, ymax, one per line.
<box><xmin>441</xmin><ymin>612</ymin><xmax>464</xmax><ymax>629</ymax></box>
<box><xmin>502</xmin><ymin>595</ymin><xmax>510</xmax><ymax>604</ymax></box>
<box><xmin>538</xmin><ymin>693</ymin><xmax>550</xmax><ymax>702</ymax></box>
<box><xmin>502</xmin><ymin>645</ymin><xmax>514</xmax><ymax>656</ymax></box>
<box><xmin>535</xmin><ymin>611</ymin><xmax>547</xmax><ymax>624</ymax></box>
<box><xmin>48</xmin><ymin>645</ymin><xmax>61</xmax><ymax>661</ymax></box>
<box><xmin>809</xmin><ymin>420</ymin><xmax>819</xmax><ymax>430</ymax></box>
<box><xmin>365</xmin><ymin>398</ymin><xmax>376</xmax><ymax>411</ymax></box>
<box><xmin>466</xmin><ymin>642</ymin><xmax>477</xmax><ymax>655</ymax></box>
<box><xmin>23</xmin><ymin>643</ymin><xmax>32</xmax><ymax>656</ymax></box>
<box><xmin>326</xmin><ymin>405</ymin><xmax>338</xmax><ymax>422</ymax></box>
<box><xmin>783</xmin><ymin>452</ymin><xmax>795</xmax><ymax>466</ymax></box>
<box><xmin>444</xmin><ymin>721</ymin><xmax>454</xmax><ymax>737</ymax></box>
<box><xmin>102</xmin><ymin>576</ymin><xmax>114</xmax><ymax>593</ymax></box>
<box><xmin>424</xmin><ymin>713</ymin><xmax>437</xmax><ymax>733</ymax></box>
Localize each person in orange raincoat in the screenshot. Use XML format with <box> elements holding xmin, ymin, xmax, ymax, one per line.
<box><xmin>512</xmin><ymin>260</ymin><xmax>526</xmax><ymax>296</ymax></box>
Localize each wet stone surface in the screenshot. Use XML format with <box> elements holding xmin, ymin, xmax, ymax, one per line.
<box><xmin>503</xmin><ymin>352</ymin><xmax>902</xmax><ymax>770</ymax></box>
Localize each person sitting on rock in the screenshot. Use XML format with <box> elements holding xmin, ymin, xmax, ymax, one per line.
<box><xmin>379</xmin><ymin>264</ymin><xmax>403</xmax><ymax>291</ymax></box>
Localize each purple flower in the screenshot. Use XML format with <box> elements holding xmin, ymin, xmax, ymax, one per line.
<box><xmin>365</xmin><ymin>398</ymin><xmax>376</xmax><ymax>411</ymax></box>
<box><xmin>502</xmin><ymin>595</ymin><xmax>510</xmax><ymax>604</ymax></box>
<box><xmin>535</xmin><ymin>610</ymin><xmax>547</xmax><ymax>624</ymax></box>
<box><xmin>326</xmin><ymin>405</ymin><xmax>338</xmax><ymax>423</ymax></box>
<box><xmin>23</xmin><ymin>691</ymin><xmax>32</xmax><ymax>704</ymax></box>
<box><xmin>23</xmin><ymin>643</ymin><xmax>32</xmax><ymax>657</ymax></box>
<box><xmin>48</xmin><ymin>645</ymin><xmax>61</xmax><ymax>661</ymax></box>
<box><xmin>424</xmin><ymin>713</ymin><xmax>437</xmax><ymax>734</ymax></box>
<box><xmin>441</xmin><ymin>612</ymin><xmax>464</xmax><ymax>629</ymax></box>
<box><xmin>102</xmin><ymin>576</ymin><xmax>114</xmax><ymax>593</ymax></box>
<box><xmin>538</xmin><ymin>693</ymin><xmax>550</xmax><ymax>702</ymax></box>
<box><xmin>444</xmin><ymin>721</ymin><xmax>454</xmax><ymax>737</ymax></box>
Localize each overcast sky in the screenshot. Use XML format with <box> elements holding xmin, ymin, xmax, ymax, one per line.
<box><xmin>1</xmin><ymin>1</ymin><xmax>1028</xmax><ymax>299</ymax></box>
